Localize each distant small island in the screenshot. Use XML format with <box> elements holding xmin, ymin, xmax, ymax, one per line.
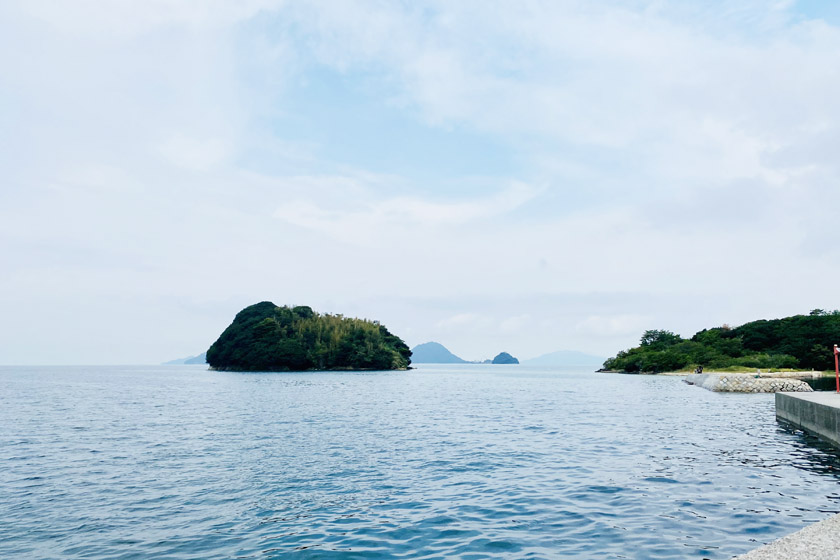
<box><xmin>603</xmin><ymin>309</ymin><xmax>840</xmax><ymax>374</ymax></box>
<box><xmin>206</xmin><ymin>302</ymin><xmax>411</xmax><ymax>371</ymax></box>
<box><xmin>491</xmin><ymin>352</ymin><xmax>519</xmax><ymax>364</ymax></box>
<box><xmin>410</xmin><ymin>342</ymin><xmax>519</xmax><ymax>364</ymax></box>
<box><xmin>163</xmin><ymin>352</ymin><xmax>207</xmax><ymax>365</ymax></box>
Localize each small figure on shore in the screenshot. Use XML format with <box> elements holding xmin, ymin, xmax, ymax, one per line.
<box><xmin>695</xmin><ymin>365</ymin><xmax>703</xmax><ymax>374</ymax></box>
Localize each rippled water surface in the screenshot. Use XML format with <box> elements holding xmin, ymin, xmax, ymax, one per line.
<box><xmin>2</xmin><ymin>365</ymin><xmax>840</xmax><ymax>559</ymax></box>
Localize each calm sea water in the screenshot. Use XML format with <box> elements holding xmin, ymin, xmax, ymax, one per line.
<box><xmin>2</xmin><ymin>364</ymin><xmax>840</xmax><ymax>559</ymax></box>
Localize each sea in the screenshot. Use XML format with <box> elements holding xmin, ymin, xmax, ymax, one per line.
<box><xmin>2</xmin><ymin>364</ymin><xmax>839</xmax><ymax>559</ymax></box>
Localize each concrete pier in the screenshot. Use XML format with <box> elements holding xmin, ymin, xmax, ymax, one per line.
<box><xmin>775</xmin><ymin>391</ymin><xmax>840</xmax><ymax>448</ymax></box>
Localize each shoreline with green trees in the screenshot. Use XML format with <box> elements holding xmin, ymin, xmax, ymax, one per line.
<box><xmin>603</xmin><ymin>310</ymin><xmax>840</xmax><ymax>374</ymax></box>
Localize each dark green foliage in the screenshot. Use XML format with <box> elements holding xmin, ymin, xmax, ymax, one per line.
<box><xmin>640</xmin><ymin>329</ymin><xmax>682</xmax><ymax>349</ymax></box>
<box><xmin>639</xmin><ymin>350</ymin><xmax>690</xmax><ymax>373</ymax></box>
<box><xmin>728</xmin><ymin>313</ymin><xmax>840</xmax><ymax>370</ymax></box>
<box><xmin>206</xmin><ymin>302</ymin><xmax>412</xmax><ymax>372</ymax></box>
<box><xmin>604</xmin><ymin>312</ymin><xmax>840</xmax><ymax>373</ymax></box>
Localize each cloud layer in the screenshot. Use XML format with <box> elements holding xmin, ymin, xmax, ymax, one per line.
<box><xmin>2</xmin><ymin>1</ymin><xmax>840</xmax><ymax>363</ymax></box>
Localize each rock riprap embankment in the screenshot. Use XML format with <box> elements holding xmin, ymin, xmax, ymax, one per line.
<box><xmin>685</xmin><ymin>373</ymin><xmax>813</xmax><ymax>393</ymax></box>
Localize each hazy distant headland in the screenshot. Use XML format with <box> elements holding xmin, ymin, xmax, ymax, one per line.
<box><xmin>522</xmin><ymin>350</ymin><xmax>605</xmax><ymax>367</ymax></box>
<box><xmin>163</xmin><ymin>352</ymin><xmax>207</xmax><ymax>365</ymax></box>
<box><xmin>410</xmin><ymin>342</ymin><xmax>520</xmax><ymax>364</ymax></box>
<box><xmin>604</xmin><ymin>310</ymin><xmax>840</xmax><ymax>374</ymax></box>
<box><xmin>410</xmin><ymin>342</ymin><xmax>605</xmax><ymax>366</ymax></box>
<box><xmin>206</xmin><ymin>302</ymin><xmax>411</xmax><ymax>371</ymax></box>
<box><xmin>411</xmin><ymin>342</ymin><xmax>468</xmax><ymax>363</ymax></box>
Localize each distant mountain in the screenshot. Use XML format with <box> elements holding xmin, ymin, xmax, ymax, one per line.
<box><xmin>523</xmin><ymin>350</ymin><xmax>605</xmax><ymax>367</ymax></box>
<box><xmin>491</xmin><ymin>351</ymin><xmax>519</xmax><ymax>364</ymax></box>
<box><xmin>411</xmin><ymin>342</ymin><xmax>467</xmax><ymax>363</ymax></box>
<box><xmin>184</xmin><ymin>352</ymin><xmax>207</xmax><ymax>364</ymax></box>
<box><xmin>163</xmin><ymin>352</ymin><xmax>207</xmax><ymax>365</ymax></box>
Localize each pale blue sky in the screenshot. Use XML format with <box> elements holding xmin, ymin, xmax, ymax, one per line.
<box><xmin>2</xmin><ymin>1</ymin><xmax>840</xmax><ymax>364</ymax></box>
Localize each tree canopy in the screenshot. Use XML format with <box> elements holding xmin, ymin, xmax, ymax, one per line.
<box><xmin>206</xmin><ymin>302</ymin><xmax>412</xmax><ymax>371</ymax></box>
<box><xmin>603</xmin><ymin>311</ymin><xmax>840</xmax><ymax>373</ymax></box>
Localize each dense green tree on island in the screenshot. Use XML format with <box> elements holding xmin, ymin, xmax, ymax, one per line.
<box><xmin>206</xmin><ymin>302</ymin><xmax>412</xmax><ymax>371</ymax></box>
<box><xmin>604</xmin><ymin>310</ymin><xmax>840</xmax><ymax>373</ymax></box>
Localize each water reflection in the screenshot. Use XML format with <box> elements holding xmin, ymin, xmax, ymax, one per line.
<box><xmin>805</xmin><ymin>376</ymin><xmax>838</xmax><ymax>391</ymax></box>
<box><xmin>775</xmin><ymin>421</ymin><xmax>840</xmax><ymax>479</ymax></box>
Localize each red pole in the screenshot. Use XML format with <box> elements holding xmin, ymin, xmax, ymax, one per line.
<box><xmin>834</xmin><ymin>344</ymin><xmax>839</xmax><ymax>393</ymax></box>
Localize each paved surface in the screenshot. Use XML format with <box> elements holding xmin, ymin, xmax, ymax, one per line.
<box><xmin>734</xmin><ymin>513</ymin><xmax>840</xmax><ymax>559</ymax></box>
<box><xmin>778</xmin><ymin>391</ymin><xmax>840</xmax><ymax>406</ymax></box>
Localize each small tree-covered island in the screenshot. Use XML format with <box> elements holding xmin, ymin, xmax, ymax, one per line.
<box><xmin>206</xmin><ymin>302</ymin><xmax>412</xmax><ymax>371</ymax></box>
<box><xmin>604</xmin><ymin>310</ymin><xmax>840</xmax><ymax>374</ymax></box>
<box><xmin>492</xmin><ymin>352</ymin><xmax>519</xmax><ymax>364</ymax></box>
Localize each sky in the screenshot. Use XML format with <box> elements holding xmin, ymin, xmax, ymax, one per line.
<box><xmin>2</xmin><ymin>0</ymin><xmax>840</xmax><ymax>365</ymax></box>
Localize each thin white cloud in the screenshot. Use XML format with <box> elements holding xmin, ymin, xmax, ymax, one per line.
<box><xmin>499</xmin><ymin>314</ymin><xmax>532</xmax><ymax>334</ymax></box>
<box><xmin>273</xmin><ymin>180</ymin><xmax>541</xmax><ymax>243</ymax></box>
<box><xmin>435</xmin><ymin>313</ymin><xmax>489</xmax><ymax>331</ymax></box>
<box><xmin>15</xmin><ymin>0</ymin><xmax>281</xmax><ymax>36</ymax></box>
<box><xmin>56</xmin><ymin>164</ymin><xmax>144</xmax><ymax>193</ymax></box>
<box><xmin>288</xmin><ymin>0</ymin><xmax>840</xmax><ymax>194</ymax></box>
<box><xmin>576</xmin><ymin>315</ymin><xmax>654</xmax><ymax>338</ymax></box>
<box><xmin>158</xmin><ymin>135</ymin><xmax>233</xmax><ymax>171</ymax></box>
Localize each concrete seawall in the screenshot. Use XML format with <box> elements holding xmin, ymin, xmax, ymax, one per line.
<box><xmin>775</xmin><ymin>392</ymin><xmax>840</xmax><ymax>448</ymax></box>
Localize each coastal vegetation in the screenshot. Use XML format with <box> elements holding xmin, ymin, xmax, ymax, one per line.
<box><xmin>603</xmin><ymin>310</ymin><xmax>840</xmax><ymax>373</ymax></box>
<box><xmin>206</xmin><ymin>302</ymin><xmax>412</xmax><ymax>371</ymax></box>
